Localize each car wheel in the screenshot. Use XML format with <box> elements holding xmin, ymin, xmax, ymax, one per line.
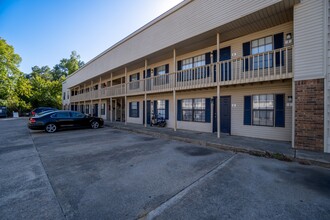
<box><xmin>91</xmin><ymin>121</ymin><xmax>100</xmax><ymax>129</ymax></box>
<box><xmin>45</xmin><ymin>123</ymin><xmax>57</xmax><ymax>133</ymax></box>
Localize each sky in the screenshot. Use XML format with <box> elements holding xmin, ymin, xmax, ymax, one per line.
<box><xmin>0</xmin><ymin>0</ymin><xmax>183</xmax><ymax>74</ymax></box>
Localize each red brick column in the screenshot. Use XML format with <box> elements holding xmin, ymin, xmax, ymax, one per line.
<box><xmin>295</xmin><ymin>79</ymin><xmax>324</xmax><ymax>151</ymax></box>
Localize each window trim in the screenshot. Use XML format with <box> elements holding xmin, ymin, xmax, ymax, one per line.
<box><xmin>130</xmin><ymin>101</ymin><xmax>139</xmax><ymax>118</ymax></box>
<box><xmin>157</xmin><ymin>100</ymin><xmax>166</xmax><ymax>119</ymax></box>
<box><xmin>181</xmin><ymin>54</ymin><xmax>206</xmax><ymax>70</ymax></box>
<box><xmin>181</xmin><ymin>98</ymin><xmax>206</xmax><ymax>122</ymax></box>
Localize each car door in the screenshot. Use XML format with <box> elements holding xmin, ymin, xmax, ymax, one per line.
<box><xmin>51</xmin><ymin>112</ymin><xmax>74</xmax><ymax>127</ymax></box>
<box><xmin>70</xmin><ymin>111</ymin><xmax>90</xmax><ymax>127</ymax></box>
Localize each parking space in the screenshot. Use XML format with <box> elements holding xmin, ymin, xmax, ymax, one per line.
<box><xmin>1</xmin><ymin>118</ymin><xmax>330</xmax><ymax>220</ymax></box>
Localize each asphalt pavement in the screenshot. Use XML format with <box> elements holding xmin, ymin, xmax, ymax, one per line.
<box><xmin>0</xmin><ymin>117</ymin><xmax>329</xmax><ymax>220</ymax></box>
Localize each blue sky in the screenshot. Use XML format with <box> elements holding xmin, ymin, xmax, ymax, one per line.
<box><xmin>0</xmin><ymin>0</ymin><xmax>183</xmax><ymax>74</ymax></box>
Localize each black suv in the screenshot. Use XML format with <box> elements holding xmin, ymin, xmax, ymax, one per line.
<box><xmin>30</xmin><ymin>107</ymin><xmax>58</xmax><ymax>116</ymax></box>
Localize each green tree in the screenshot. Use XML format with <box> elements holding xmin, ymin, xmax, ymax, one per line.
<box><xmin>0</xmin><ymin>38</ymin><xmax>31</xmax><ymax>112</ymax></box>
<box><xmin>51</xmin><ymin>51</ymin><xmax>84</xmax><ymax>80</ymax></box>
<box><xmin>0</xmin><ymin>38</ymin><xmax>22</xmax><ymax>103</ymax></box>
<box><xmin>29</xmin><ymin>75</ymin><xmax>62</xmax><ymax>109</ymax></box>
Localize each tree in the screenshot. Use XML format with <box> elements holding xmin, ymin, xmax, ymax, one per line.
<box><xmin>29</xmin><ymin>75</ymin><xmax>62</xmax><ymax>109</ymax></box>
<box><xmin>1</xmin><ymin>38</ymin><xmax>85</xmax><ymax>115</ymax></box>
<box><xmin>0</xmin><ymin>38</ymin><xmax>31</xmax><ymax>112</ymax></box>
<box><xmin>51</xmin><ymin>51</ymin><xmax>84</xmax><ymax>80</ymax></box>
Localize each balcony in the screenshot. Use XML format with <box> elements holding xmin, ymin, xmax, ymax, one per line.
<box><xmin>70</xmin><ymin>46</ymin><xmax>293</xmax><ymax>102</ymax></box>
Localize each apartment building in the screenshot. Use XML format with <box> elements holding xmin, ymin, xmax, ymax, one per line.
<box><xmin>62</xmin><ymin>0</ymin><xmax>330</xmax><ymax>153</ymax></box>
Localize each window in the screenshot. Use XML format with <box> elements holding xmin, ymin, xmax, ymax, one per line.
<box><xmin>93</xmin><ymin>85</ymin><xmax>98</xmax><ymax>90</ymax></box>
<box><xmin>86</xmin><ymin>105</ymin><xmax>90</xmax><ymax>114</ymax></box>
<box><xmin>80</xmin><ymin>89</ymin><xmax>84</xmax><ymax>94</ymax></box>
<box><xmin>71</xmin><ymin>90</ymin><xmax>74</xmax><ymax>96</ymax></box>
<box><xmin>130</xmin><ymin>102</ymin><xmax>139</xmax><ymax>118</ymax></box>
<box><xmin>182</xmin><ymin>99</ymin><xmax>206</xmax><ymax>122</ymax></box>
<box><xmin>157</xmin><ymin>100</ymin><xmax>166</xmax><ymax>118</ymax></box>
<box><xmin>71</xmin><ymin>112</ymin><xmax>85</xmax><ymax>118</ymax></box>
<box><xmin>251</xmin><ymin>36</ymin><xmax>273</xmax><ymax>69</ymax></box>
<box><xmin>85</xmin><ymin>87</ymin><xmax>90</xmax><ymax>93</ymax></box>
<box><xmin>252</xmin><ymin>94</ymin><xmax>274</xmax><ymax>126</ymax></box>
<box><xmin>129</xmin><ymin>73</ymin><xmax>140</xmax><ymax>90</ymax></box>
<box><xmin>63</xmin><ymin>92</ymin><xmax>66</xmax><ymax>100</ymax></box>
<box><xmin>74</xmin><ymin>90</ymin><xmax>78</xmax><ymax>95</ymax></box>
<box><xmin>101</xmin><ymin>103</ymin><xmax>105</xmax><ymax>115</ymax></box>
<box><xmin>156</xmin><ymin>65</ymin><xmax>166</xmax><ymax>75</ymax></box>
<box><xmin>80</xmin><ymin>105</ymin><xmax>84</xmax><ymax>114</ymax></box>
<box><xmin>181</xmin><ymin>54</ymin><xmax>205</xmax><ymax>70</ymax></box>
<box><xmin>154</xmin><ymin>64</ymin><xmax>169</xmax><ymax>85</ymax></box>
<box><xmin>51</xmin><ymin>112</ymin><xmax>70</xmax><ymax>118</ymax></box>
<box><xmin>130</xmin><ymin>73</ymin><xmax>139</xmax><ymax>81</ymax></box>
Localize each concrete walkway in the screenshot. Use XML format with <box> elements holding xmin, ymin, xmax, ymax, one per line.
<box><xmin>105</xmin><ymin>121</ymin><xmax>330</xmax><ymax>168</ymax></box>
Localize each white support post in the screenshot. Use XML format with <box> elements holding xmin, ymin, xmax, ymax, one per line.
<box><xmin>114</xmin><ymin>99</ymin><xmax>117</xmax><ymax>121</ymax></box>
<box><xmin>144</xmin><ymin>60</ymin><xmax>148</xmax><ymax>127</ymax></box>
<box><xmin>217</xmin><ymin>33</ymin><xmax>221</xmax><ymax>139</ymax></box>
<box><xmin>110</xmin><ymin>97</ymin><xmax>113</xmax><ymax>122</ymax></box>
<box><xmin>173</xmin><ymin>48</ymin><xmax>177</xmax><ymax>132</ymax></box>
<box><xmin>125</xmin><ymin>67</ymin><xmax>128</xmax><ymax>125</ymax></box>
<box><xmin>83</xmin><ymin>83</ymin><xmax>86</xmax><ymax>113</ymax></box>
<box><xmin>110</xmin><ymin>73</ymin><xmax>113</xmax><ymax>122</ymax></box>
<box><xmin>120</xmin><ymin>98</ymin><xmax>123</xmax><ymax>122</ymax></box>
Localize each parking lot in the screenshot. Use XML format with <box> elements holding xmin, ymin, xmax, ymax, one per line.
<box><xmin>1</xmin><ymin>118</ymin><xmax>330</xmax><ymax>220</ymax></box>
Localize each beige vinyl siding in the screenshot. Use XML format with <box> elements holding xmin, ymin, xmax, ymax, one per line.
<box><xmin>294</xmin><ymin>0</ymin><xmax>325</xmax><ymax>81</ymax></box>
<box><xmin>127</xmin><ymin>97</ymin><xmax>143</xmax><ymax>124</ymax></box>
<box><xmin>126</xmin><ymin>22</ymin><xmax>293</xmax><ymax>81</ymax></box>
<box><xmin>220</xmin><ymin>80</ymin><xmax>292</xmax><ymax>141</ymax></box>
<box><xmin>125</xmin><ymin>81</ymin><xmax>292</xmax><ymax>141</ymax></box>
<box><xmin>176</xmin><ymin>90</ymin><xmax>216</xmax><ymax>133</ymax></box>
<box><xmin>65</xmin><ymin>0</ymin><xmax>281</xmax><ymax>88</ymax></box>
<box><xmin>147</xmin><ymin>93</ymin><xmax>174</xmax><ymax>128</ymax></box>
<box><xmin>176</xmin><ymin>22</ymin><xmax>293</xmax><ymax>63</ymax></box>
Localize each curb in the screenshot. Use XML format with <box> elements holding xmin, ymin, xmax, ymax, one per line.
<box><xmin>105</xmin><ymin>124</ymin><xmax>330</xmax><ymax>169</ymax></box>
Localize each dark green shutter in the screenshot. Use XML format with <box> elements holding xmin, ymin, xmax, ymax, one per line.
<box><xmin>137</xmin><ymin>73</ymin><xmax>140</xmax><ymax>80</ymax></box>
<box><xmin>275</xmin><ymin>94</ymin><xmax>285</xmax><ymax>127</ymax></box>
<box><xmin>137</xmin><ymin>102</ymin><xmax>139</xmax><ymax>117</ymax></box>
<box><xmin>165</xmin><ymin>100</ymin><xmax>169</xmax><ymax>120</ymax></box>
<box><xmin>177</xmin><ymin>100</ymin><xmax>182</xmax><ymax>121</ymax></box>
<box><xmin>205</xmin><ymin>98</ymin><xmax>211</xmax><ymax>123</ymax></box>
<box><xmin>129</xmin><ymin>102</ymin><xmax>132</xmax><ymax>117</ymax></box>
<box><xmin>244</xmin><ymin>96</ymin><xmax>252</xmax><ymax>125</ymax></box>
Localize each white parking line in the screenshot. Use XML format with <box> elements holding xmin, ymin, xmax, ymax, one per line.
<box><xmin>143</xmin><ymin>153</ymin><xmax>237</xmax><ymax>220</ymax></box>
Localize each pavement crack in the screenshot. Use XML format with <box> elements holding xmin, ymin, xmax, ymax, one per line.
<box><xmin>28</xmin><ymin>131</ymin><xmax>68</xmax><ymax>220</ymax></box>
<box><xmin>139</xmin><ymin>153</ymin><xmax>237</xmax><ymax>220</ymax></box>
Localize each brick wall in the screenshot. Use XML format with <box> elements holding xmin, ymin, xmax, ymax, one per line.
<box><xmin>295</xmin><ymin>79</ymin><xmax>324</xmax><ymax>151</ymax></box>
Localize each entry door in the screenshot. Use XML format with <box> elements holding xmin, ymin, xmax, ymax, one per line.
<box><xmin>213</xmin><ymin>96</ymin><xmax>231</xmax><ymax>134</ymax></box>
<box><xmin>220</xmin><ymin>46</ymin><xmax>231</xmax><ymax>81</ymax></box>
<box><xmin>93</xmin><ymin>104</ymin><xmax>98</xmax><ymax>117</ymax></box>
<box><xmin>143</xmin><ymin>100</ymin><xmax>151</xmax><ymax>125</ymax></box>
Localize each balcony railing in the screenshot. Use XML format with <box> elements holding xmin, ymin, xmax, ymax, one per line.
<box><xmin>69</xmin><ymin>46</ymin><xmax>293</xmax><ymax>101</ymax></box>
<box><xmin>110</xmin><ymin>84</ymin><xmax>126</xmax><ymax>97</ymax></box>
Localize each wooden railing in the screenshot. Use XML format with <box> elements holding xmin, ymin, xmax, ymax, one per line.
<box><xmin>69</xmin><ymin>46</ymin><xmax>293</xmax><ymax>102</ymax></box>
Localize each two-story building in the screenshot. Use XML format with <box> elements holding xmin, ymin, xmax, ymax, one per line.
<box><xmin>62</xmin><ymin>0</ymin><xmax>330</xmax><ymax>153</ymax></box>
